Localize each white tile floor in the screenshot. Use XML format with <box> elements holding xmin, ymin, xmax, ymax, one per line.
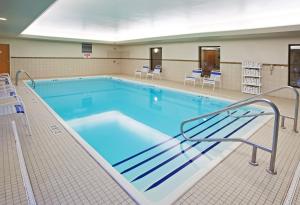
<box><xmin>1</xmin><ymin>75</ymin><xmax>300</xmax><ymax>205</ymax></box>
<box><xmin>0</xmin><ymin>120</ymin><xmax>28</xmax><ymax>205</ymax></box>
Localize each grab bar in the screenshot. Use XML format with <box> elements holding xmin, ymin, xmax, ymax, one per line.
<box><xmin>15</xmin><ymin>70</ymin><xmax>36</xmax><ymax>89</ymax></box>
<box><xmin>228</xmin><ymin>86</ymin><xmax>299</xmax><ymax>132</ymax></box>
<box><xmin>181</xmin><ymin>98</ymin><xmax>280</xmax><ymax>174</ymax></box>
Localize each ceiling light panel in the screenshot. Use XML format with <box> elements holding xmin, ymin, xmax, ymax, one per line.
<box><xmin>21</xmin><ymin>0</ymin><xmax>300</xmax><ymax>42</ymax></box>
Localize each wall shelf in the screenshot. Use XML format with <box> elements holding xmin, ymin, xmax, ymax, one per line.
<box><xmin>242</xmin><ymin>61</ymin><xmax>262</xmax><ymax>95</ymax></box>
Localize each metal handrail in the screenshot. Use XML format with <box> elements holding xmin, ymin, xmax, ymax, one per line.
<box><xmin>15</xmin><ymin>70</ymin><xmax>36</xmax><ymax>89</ymax></box>
<box><xmin>181</xmin><ymin>98</ymin><xmax>280</xmax><ymax>174</ymax></box>
<box><xmin>228</xmin><ymin>86</ymin><xmax>299</xmax><ymax>132</ymax></box>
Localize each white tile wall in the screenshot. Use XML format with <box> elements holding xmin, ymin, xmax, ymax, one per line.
<box><xmin>220</xmin><ymin>63</ymin><xmax>242</xmax><ymax>91</ymax></box>
<box><xmin>261</xmin><ymin>65</ymin><xmax>292</xmax><ymax>98</ymax></box>
<box><xmin>10</xmin><ymin>57</ymin><xmax>295</xmax><ymax>99</ymax></box>
<box><xmin>120</xmin><ymin>59</ymin><xmax>295</xmax><ymax>99</ymax></box>
<box><xmin>10</xmin><ymin>58</ymin><xmax>120</xmax><ymax>79</ymax></box>
<box><xmin>120</xmin><ymin>59</ymin><xmax>198</xmax><ymax>82</ymax></box>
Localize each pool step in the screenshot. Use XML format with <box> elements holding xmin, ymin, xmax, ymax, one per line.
<box><xmin>116</xmin><ymin>112</ymin><xmax>235</xmax><ymax>173</ymax></box>
<box><xmin>119</xmin><ymin>111</ymin><xmax>240</xmax><ymax>176</ymax></box>
<box><xmin>144</xmin><ymin>113</ymin><xmax>260</xmax><ymax>192</ymax></box>
<box><xmin>124</xmin><ymin>111</ymin><xmax>250</xmax><ymax>189</ymax></box>
<box><xmin>113</xmin><ymin>110</ymin><xmax>261</xmax><ymax>192</ymax></box>
<box><xmin>111</xmin><ymin>113</ymin><xmax>222</xmax><ymax>167</ymax></box>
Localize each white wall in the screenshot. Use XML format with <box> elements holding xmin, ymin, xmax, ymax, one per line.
<box><xmin>0</xmin><ymin>38</ymin><xmax>121</xmax><ymax>57</ymax></box>
<box><xmin>0</xmin><ymin>38</ymin><xmax>121</xmax><ymax>79</ymax></box>
<box><xmin>119</xmin><ymin>37</ymin><xmax>300</xmax><ymax>63</ymax></box>
<box><xmin>119</xmin><ymin>36</ymin><xmax>300</xmax><ymax>98</ymax></box>
<box><xmin>1</xmin><ymin>36</ymin><xmax>300</xmax><ymax>99</ymax></box>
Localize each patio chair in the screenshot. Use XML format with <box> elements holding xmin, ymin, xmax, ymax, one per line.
<box><xmin>147</xmin><ymin>65</ymin><xmax>162</xmax><ymax>80</ymax></box>
<box><xmin>184</xmin><ymin>69</ymin><xmax>202</xmax><ymax>86</ymax></box>
<box><xmin>135</xmin><ymin>66</ymin><xmax>150</xmax><ymax>79</ymax></box>
<box><xmin>202</xmin><ymin>71</ymin><xmax>222</xmax><ymax>90</ymax></box>
<box><xmin>0</xmin><ymin>95</ymin><xmax>32</xmax><ymax>136</ymax></box>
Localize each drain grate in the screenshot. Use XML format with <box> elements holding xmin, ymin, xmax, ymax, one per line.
<box><xmin>49</xmin><ymin>125</ymin><xmax>62</xmax><ymax>135</ymax></box>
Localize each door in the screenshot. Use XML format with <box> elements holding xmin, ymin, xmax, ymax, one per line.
<box><xmin>289</xmin><ymin>45</ymin><xmax>300</xmax><ymax>87</ymax></box>
<box><xmin>203</xmin><ymin>50</ymin><xmax>217</xmax><ymax>69</ymax></box>
<box><xmin>150</xmin><ymin>47</ymin><xmax>162</xmax><ymax>70</ymax></box>
<box><xmin>0</xmin><ymin>44</ymin><xmax>10</xmax><ymax>74</ymax></box>
<box><xmin>199</xmin><ymin>46</ymin><xmax>220</xmax><ymax>76</ymax></box>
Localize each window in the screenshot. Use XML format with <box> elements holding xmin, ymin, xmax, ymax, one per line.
<box><xmin>289</xmin><ymin>45</ymin><xmax>300</xmax><ymax>88</ymax></box>
<box><xmin>82</xmin><ymin>43</ymin><xmax>92</xmax><ymax>53</ymax></box>
<box><xmin>150</xmin><ymin>47</ymin><xmax>162</xmax><ymax>70</ymax></box>
<box><xmin>199</xmin><ymin>46</ymin><xmax>220</xmax><ymax>76</ymax></box>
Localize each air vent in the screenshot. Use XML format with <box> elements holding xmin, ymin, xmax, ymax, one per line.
<box><xmin>82</xmin><ymin>43</ymin><xmax>92</xmax><ymax>53</ymax></box>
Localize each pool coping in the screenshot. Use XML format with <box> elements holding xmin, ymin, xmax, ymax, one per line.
<box><xmin>23</xmin><ymin>75</ymin><xmax>273</xmax><ymax>205</ymax></box>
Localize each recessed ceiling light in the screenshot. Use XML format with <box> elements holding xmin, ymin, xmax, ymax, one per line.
<box><xmin>0</xmin><ymin>17</ymin><xmax>7</xmax><ymax>21</ymax></box>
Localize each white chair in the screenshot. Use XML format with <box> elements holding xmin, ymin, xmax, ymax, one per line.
<box><xmin>0</xmin><ymin>75</ymin><xmax>12</xmax><ymax>85</ymax></box>
<box><xmin>0</xmin><ymin>75</ymin><xmax>15</xmax><ymax>91</ymax></box>
<box><xmin>0</xmin><ymin>95</ymin><xmax>32</xmax><ymax>136</ymax></box>
<box><xmin>135</xmin><ymin>66</ymin><xmax>150</xmax><ymax>79</ymax></box>
<box><xmin>0</xmin><ymin>87</ymin><xmax>17</xmax><ymax>100</ymax></box>
<box><xmin>147</xmin><ymin>65</ymin><xmax>162</xmax><ymax>80</ymax></box>
<box><xmin>202</xmin><ymin>71</ymin><xmax>221</xmax><ymax>90</ymax></box>
<box><xmin>184</xmin><ymin>69</ymin><xmax>202</xmax><ymax>86</ymax></box>
<box><xmin>0</xmin><ymin>73</ymin><xmax>10</xmax><ymax>77</ymax></box>
<box><xmin>0</xmin><ymin>84</ymin><xmax>15</xmax><ymax>92</ymax></box>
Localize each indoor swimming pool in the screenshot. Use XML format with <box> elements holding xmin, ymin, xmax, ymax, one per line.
<box><xmin>27</xmin><ymin>76</ymin><xmax>270</xmax><ymax>204</ymax></box>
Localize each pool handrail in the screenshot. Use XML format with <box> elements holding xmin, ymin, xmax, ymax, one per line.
<box><xmin>228</xmin><ymin>86</ymin><xmax>299</xmax><ymax>132</ymax></box>
<box><xmin>15</xmin><ymin>70</ymin><xmax>36</xmax><ymax>89</ymax></box>
<box><xmin>180</xmin><ymin>98</ymin><xmax>280</xmax><ymax>175</ymax></box>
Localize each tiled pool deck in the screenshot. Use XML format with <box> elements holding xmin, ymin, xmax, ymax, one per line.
<box><xmin>1</xmin><ymin>74</ymin><xmax>300</xmax><ymax>205</ymax></box>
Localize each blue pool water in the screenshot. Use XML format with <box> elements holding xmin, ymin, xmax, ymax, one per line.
<box><xmin>29</xmin><ymin>77</ymin><xmax>267</xmax><ymax>204</ymax></box>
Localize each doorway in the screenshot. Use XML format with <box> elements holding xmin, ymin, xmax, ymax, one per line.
<box><xmin>199</xmin><ymin>46</ymin><xmax>220</xmax><ymax>76</ymax></box>
<box><xmin>0</xmin><ymin>44</ymin><xmax>10</xmax><ymax>74</ymax></box>
<box><xmin>289</xmin><ymin>44</ymin><xmax>300</xmax><ymax>88</ymax></box>
<box><xmin>150</xmin><ymin>47</ymin><xmax>162</xmax><ymax>70</ymax></box>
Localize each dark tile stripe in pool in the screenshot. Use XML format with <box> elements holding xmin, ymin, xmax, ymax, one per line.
<box><xmin>120</xmin><ymin>111</ymin><xmax>238</xmax><ymax>175</ymax></box>
<box><xmin>112</xmin><ymin>113</ymin><xmax>221</xmax><ymax>167</ymax></box>
<box><xmin>131</xmin><ymin>111</ymin><xmax>248</xmax><ymax>182</ymax></box>
<box><xmin>145</xmin><ymin>111</ymin><xmax>262</xmax><ymax>191</ymax></box>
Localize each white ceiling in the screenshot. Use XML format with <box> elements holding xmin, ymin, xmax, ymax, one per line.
<box><xmin>11</xmin><ymin>0</ymin><xmax>300</xmax><ymax>43</ymax></box>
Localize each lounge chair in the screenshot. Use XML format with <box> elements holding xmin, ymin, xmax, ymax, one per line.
<box><xmin>0</xmin><ymin>95</ymin><xmax>32</xmax><ymax>136</ymax></box>
<box><xmin>0</xmin><ymin>75</ymin><xmax>14</xmax><ymax>92</ymax></box>
<box><xmin>0</xmin><ymin>84</ymin><xmax>15</xmax><ymax>92</ymax></box>
<box><xmin>0</xmin><ymin>87</ymin><xmax>17</xmax><ymax>100</ymax></box>
<box><xmin>147</xmin><ymin>65</ymin><xmax>162</xmax><ymax>80</ymax></box>
<box><xmin>135</xmin><ymin>66</ymin><xmax>150</xmax><ymax>79</ymax></box>
<box><xmin>202</xmin><ymin>71</ymin><xmax>221</xmax><ymax>90</ymax></box>
<box><xmin>0</xmin><ymin>73</ymin><xmax>10</xmax><ymax>77</ymax></box>
<box><xmin>184</xmin><ymin>69</ymin><xmax>202</xmax><ymax>86</ymax></box>
<box><xmin>0</xmin><ymin>75</ymin><xmax>12</xmax><ymax>86</ymax></box>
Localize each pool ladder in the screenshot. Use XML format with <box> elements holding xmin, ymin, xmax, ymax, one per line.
<box><xmin>15</xmin><ymin>70</ymin><xmax>36</xmax><ymax>89</ymax></box>
<box><xmin>181</xmin><ymin>86</ymin><xmax>299</xmax><ymax>175</ymax></box>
